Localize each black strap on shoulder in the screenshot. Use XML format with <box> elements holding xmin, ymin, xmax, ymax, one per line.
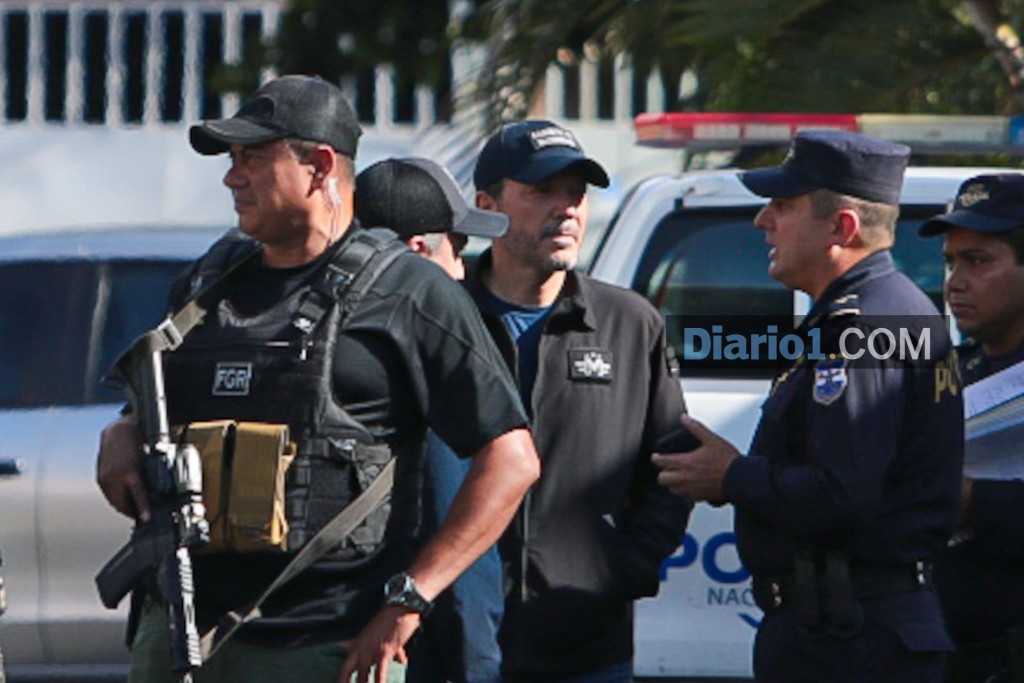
<box><xmin>187</xmin><ymin>229</ymin><xmax>262</xmax><ymax>301</ymax></box>
<box><xmin>121</xmin><ymin>230</ymin><xmax>261</xmax><ymax>358</ymax></box>
<box><xmin>291</xmin><ymin>227</ymin><xmax>408</xmax><ymax>336</ymax></box>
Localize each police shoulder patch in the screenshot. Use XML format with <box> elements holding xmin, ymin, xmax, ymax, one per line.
<box><xmin>812</xmin><ymin>358</ymin><xmax>847</xmax><ymax>405</ymax></box>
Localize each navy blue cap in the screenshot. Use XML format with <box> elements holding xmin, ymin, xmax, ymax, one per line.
<box><xmin>474</xmin><ymin>120</ymin><xmax>609</xmax><ymax>190</ymax></box>
<box><xmin>920</xmin><ymin>174</ymin><xmax>1024</xmax><ymax>236</ymax></box>
<box><xmin>739</xmin><ymin>130</ymin><xmax>910</xmax><ymax>204</ymax></box>
<box><xmin>356</xmin><ymin>158</ymin><xmax>508</xmax><ymax>240</ymax></box>
<box><xmin>190</xmin><ymin>75</ymin><xmax>362</xmax><ymax>157</ymax></box>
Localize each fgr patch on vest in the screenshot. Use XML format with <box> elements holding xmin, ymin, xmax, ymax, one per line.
<box><xmin>569</xmin><ymin>348</ymin><xmax>613</xmax><ymax>383</ymax></box>
<box><xmin>812</xmin><ymin>358</ymin><xmax>847</xmax><ymax>405</ymax></box>
<box><xmin>212</xmin><ymin>362</ymin><xmax>253</xmax><ymax>396</ymax></box>
<box><xmin>528</xmin><ymin>126</ymin><xmax>580</xmax><ymax>151</ymax></box>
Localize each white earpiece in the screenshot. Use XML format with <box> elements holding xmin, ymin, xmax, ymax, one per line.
<box><xmin>327</xmin><ymin>177</ymin><xmax>342</xmax><ymax>207</ymax></box>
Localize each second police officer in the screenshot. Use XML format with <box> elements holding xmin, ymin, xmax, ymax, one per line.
<box><xmin>920</xmin><ymin>174</ymin><xmax>1024</xmax><ymax>683</ymax></box>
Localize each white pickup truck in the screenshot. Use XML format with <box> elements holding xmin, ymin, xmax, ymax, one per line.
<box><xmin>589</xmin><ymin>164</ymin><xmax>1007</xmax><ymax>679</ymax></box>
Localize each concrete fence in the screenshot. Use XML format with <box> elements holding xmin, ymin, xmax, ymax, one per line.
<box><xmin>0</xmin><ymin>0</ymin><xmax>669</xmax><ymax>130</ymax></box>
<box><xmin>0</xmin><ymin>0</ymin><xmax>278</xmax><ymax>126</ymax></box>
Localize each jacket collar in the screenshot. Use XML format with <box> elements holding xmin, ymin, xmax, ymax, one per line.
<box><xmin>802</xmin><ymin>250</ymin><xmax>895</xmax><ymax>329</ymax></box>
<box><xmin>467</xmin><ymin>249</ymin><xmax>597</xmax><ymax>331</ymax></box>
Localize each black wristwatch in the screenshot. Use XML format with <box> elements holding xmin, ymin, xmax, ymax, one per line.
<box><xmin>383</xmin><ymin>573</ymin><xmax>432</xmax><ymax>615</ymax></box>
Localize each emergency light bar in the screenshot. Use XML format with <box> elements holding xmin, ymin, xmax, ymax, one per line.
<box><xmin>636</xmin><ymin>112</ymin><xmax>1024</xmax><ymax>154</ymax></box>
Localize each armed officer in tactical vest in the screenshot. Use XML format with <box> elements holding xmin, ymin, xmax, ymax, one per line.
<box><xmin>654</xmin><ymin>131</ymin><xmax>964</xmax><ymax>682</ymax></box>
<box><xmin>96</xmin><ymin>75</ymin><xmax>539</xmax><ymax>683</ymax></box>
<box><xmin>920</xmin><ymin>174</ymin><xmax>1024</xmax><ymax>683</ymax></box>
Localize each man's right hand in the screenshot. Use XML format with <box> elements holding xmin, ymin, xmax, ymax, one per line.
<box><xmin>96</xmin><ymin>416</ymin><xmax>150</xmax><ymax>521</ymax></box>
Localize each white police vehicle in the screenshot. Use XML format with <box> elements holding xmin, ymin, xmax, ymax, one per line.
<box><xmin>589</xmin><ymin>112</ymin><xmax>1023</xmax><ymax>679</ymax></box>
<box><xmin>0</xmin><ymin>226</ymin><xmax>223</xmax><ymax>680</ymax></box>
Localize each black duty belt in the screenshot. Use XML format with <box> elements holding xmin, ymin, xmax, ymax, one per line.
<box><xmin>752</xmin><ymin>560</ymin><xmax>931</xmax><ymax>614</ymax></box>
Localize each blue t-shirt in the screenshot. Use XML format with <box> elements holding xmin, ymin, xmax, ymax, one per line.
<box><xmin>477</xmin><ymin>286</ymin><xmax>553</xmax><ymax>416</ymax></box>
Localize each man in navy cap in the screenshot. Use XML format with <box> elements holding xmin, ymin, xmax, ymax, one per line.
<box><xmin>96</xmin><ymin>76</ymin><xmax>539</xmax><ymax>683</ymax></box>
<box><xmin>470</xmin><ymin>120</ymin><xmax>693</xmax><ymax>682</ymax></box>
<box><xmin>920</xmin><ymin>174</ymin><xmax>1024</xmax><ymax>683</ymax></box>
<box><xmin>655</xmin><ymin>130</ymin><xmax>963</xmax><ymax>682</ymax></box>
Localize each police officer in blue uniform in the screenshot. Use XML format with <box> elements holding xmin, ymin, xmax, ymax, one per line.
<box><xmin>920</xmin><ymin>174</ymin><xmax>1024</xmax><ymax>683</ymax></box>
<box><xmin>654</xmin><ymin>130</ymin><xmax>964</xmax><ymax>682</ymax></box>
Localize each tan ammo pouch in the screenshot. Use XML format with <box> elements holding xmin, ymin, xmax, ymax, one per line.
<box><xmin>178</xmin><ymin>421</ymin><xmax>295</xmax><ymax>553</ymax></box>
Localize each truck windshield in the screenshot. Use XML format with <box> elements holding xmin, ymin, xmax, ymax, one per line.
<box><xmin>631</xmin><ymin>206</ymin><xmax>946</xmax><ymax>377</ymax></box>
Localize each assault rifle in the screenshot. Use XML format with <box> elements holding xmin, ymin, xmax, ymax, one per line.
<box><xmin>95</xmin><ymin>318</ymin><xmax>210</xmax><ymax>683</ymax></box>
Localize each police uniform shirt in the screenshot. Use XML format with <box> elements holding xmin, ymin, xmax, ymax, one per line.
<box><xmin>934</xmin><ymin>338</ymin><xmax>1024</xmax><ymax>642</ymax></box>
<box><xmin>164</xmin><ymin>225</ymin><xmax>527</xmax><ymax>647</ymax></box>
<box><xmin>722</xmin><ymin>251</ymin><xmax>964</xmax><ymax>577</ymax></box>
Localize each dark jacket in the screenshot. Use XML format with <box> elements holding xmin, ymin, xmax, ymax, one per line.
<box><xmin>934</xmin><ymin>339</ymin><xmax>1024</xmax><ymax>643</ymax></box>
<box><xmin>467</xmin><ymin>252</ymin><xmax>692</xmax><ymax>675</ymax></box>
<box><xmin>723</xmin><ymin>251</ymin><xmax>963</xmax><ymax>664</ymax></box>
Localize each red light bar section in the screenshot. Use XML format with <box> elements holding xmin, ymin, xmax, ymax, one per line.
<box><xmin>635</xmin><ymin>112</ymin><xmax>859</xmax><ymax>149</ymax></box>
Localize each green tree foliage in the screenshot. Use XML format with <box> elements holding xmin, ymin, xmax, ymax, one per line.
<box><xmin>469</xmin><ymin>0</ymin><xmax>1024</xmax><ymax>122</ymax></box>
<box><xmin>462</xmin><ymin>0</ymin><xmax>697</xmax><ymax>122</ymax></box>
<box><xmin>217</xmin><ymin>0</ymin><xmax>469</xmax><ymax>121</ymax></box>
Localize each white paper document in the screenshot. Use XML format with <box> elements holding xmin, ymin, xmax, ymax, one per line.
<box><xmin>963</xmin><ymin>360</ymin><xmax>1024</xmax><ymax>480</ymax></box>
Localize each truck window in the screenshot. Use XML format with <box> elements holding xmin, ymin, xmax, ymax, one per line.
<box><xmin>91</xmin><ymin>260</ymin><xmax>185</xmax><ymax>404</ymax></box>
<box><xmin>632</xmin><ymin>206</ymin><xmax>947</xmax><ymax>378</ymax></box>
<box><xmin>0</xmin><ymin>259</ymin><xmax>184</xmax><ymax>409</ymax></box>
<box><xmin>890</xmin><ymin>206</ymin><xmax>947</xmax><ymax>311</ymax></box>
<box><xmin>0</xmin><ymin>262</ymin><xmax>97</xmax><ymax>408</ymax></box>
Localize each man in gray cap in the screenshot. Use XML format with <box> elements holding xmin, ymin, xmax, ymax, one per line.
<box><xmin>920</xmin><ymin>173</ymin><xmax>1024</xmax><ymax>683</ymax></box>
<box><xmin>356</xmin><ymin>157</ymin><xmax>507</xmax><ymax>280</ymax></box>
<box><xmin>655</xmin><ymin>130</ymin><xmax>963</xmax><ymax>682</ymax></box>
<box><xmin>96</xmin><ymin>76</ymin><xmax>539</xmax><ymax>683</ymax></box>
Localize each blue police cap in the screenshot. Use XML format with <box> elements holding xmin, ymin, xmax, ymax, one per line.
<box><xmin>474</xmin><ymin>120</ymin><xmax>609</xmax><ymax>190</ymax></box>
<box><xmin>739</xmin><ymin>130</ymin><xmax>910</xmax><ymax>204</ymax></box>
<box><xmin>919</xmin><ymin>174</ymin><xmax>1024</xmax><ymax>237</ymax></box>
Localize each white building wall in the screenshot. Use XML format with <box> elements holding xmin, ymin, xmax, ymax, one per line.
<box><xmin>0</xmin><ymin>1</ymin><xmax>683</xmax><ymax>236</ymax></box>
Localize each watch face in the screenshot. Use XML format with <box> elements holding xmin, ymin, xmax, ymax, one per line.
<box><xmin>384</xmin><ymin>572</ymin><xmax>430</xmax><ymax>613</ymax></box>
<box><xmin>385</xmin><ymin>574</ymin><xmax>410</xmax><ymax>598</ymax></box>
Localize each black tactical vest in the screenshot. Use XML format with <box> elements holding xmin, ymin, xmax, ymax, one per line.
<box><xmin>163</xmin><ymin>229</ymin><xmax>411</xmax><ymax>559</ymax></box>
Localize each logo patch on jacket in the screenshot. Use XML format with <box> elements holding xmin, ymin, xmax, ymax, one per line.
<box><xmin>812</xmin><ymin>358</ymin><xmax>847</xmax><ymax>405</ymax></box>
<box><xmin>212</xmin><ymin>362</ymin><xmax>253</xmax><ymax>396</ymax></box>
<box><xmin>569</xmin><ymin>349</ymin><xmax>613</xmax><ymax>382</ymax></box>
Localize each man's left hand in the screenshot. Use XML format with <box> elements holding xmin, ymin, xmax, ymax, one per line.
<box><xmin>338</xmin><ymin>606</ymin><xmax>420</xmax><ymax>683</ymax></box>
<box><xmin>652</xmin><ymin>415</ymin><xmax>739</xmax><ymax>503</ymax></box>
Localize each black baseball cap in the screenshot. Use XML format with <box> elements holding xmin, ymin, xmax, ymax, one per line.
<box><xmin>739</xmin><ymin>130</ymin><xmax>910</xmax><ymax>204</ymax></box>
<box><xmin>919</xmin><ymin>174</ymin><xmax>1024</xmax><ymax>236</ymax></box>
<box><xmin>355</xmin><ymin>158</ymin><xmax>508</xmax><ymax>240</ymax></box>
<box><xmin>190</xmin><ymin>75</ymin><xmax>362</xmax><ymax>157</ymax></box>
<box><xmin>473</xmin><ymin>120</ymin><xmax>609</xmax><ymax>190</ymax></box>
